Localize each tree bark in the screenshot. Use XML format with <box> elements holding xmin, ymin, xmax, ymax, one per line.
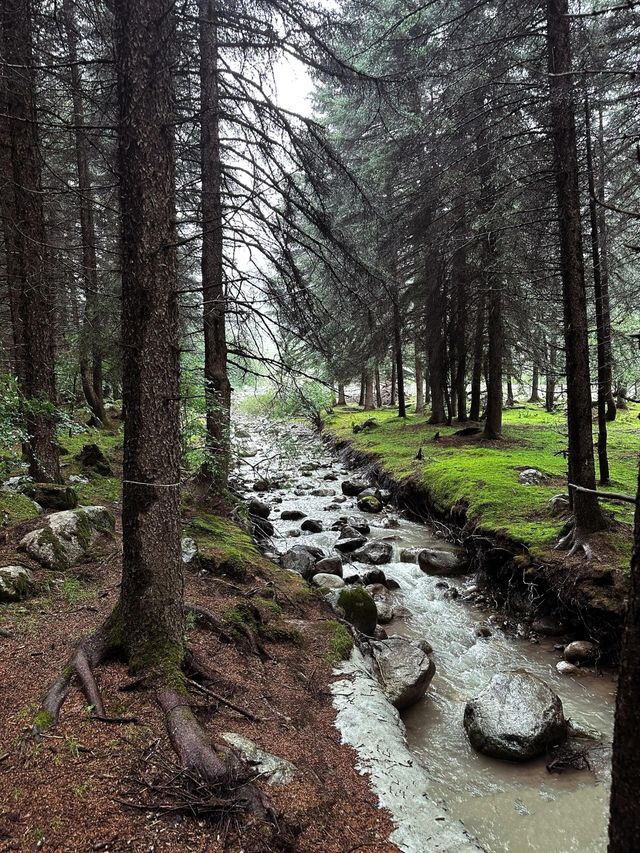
<box><xmin>390</xmin><ymin>358</ymin><xmax>396</xmax><ymax>406</ymax></box>
<box><xmin>359</xmin><ymin>371</ymin><xmax>365</xmax><ymax>407</ymax></box>
<box><xmin>199</xmin><ymin>0</ymin><xmax>231</xmax><ymax>488</ymax></box>
<box><xmin>585</xmin><ymin>93</ymin><xmax>610</xmax><ymax>485</ymax></box>
<box><xmin>61</xmin><ymin>0</ymin><xmax>109</xmax><ymax>428</ymax></box>
<box><xmin>483</xmin><ymin>271</ymin><xmax>503</xmax><ymax>438</ymax></box>
<box><xmin>529</xmin><ymin>364</ymin><xmax>541</xmax><ymax>403</ymax></box>
<box><xmin>426</xmin><ymin>257</ymin><xmax>447</xmax><ymax>424</ymax></box>
<box><xmin>469</xmin><ymin>292</ymin><xmax>485</xmax><ymax>422</ymax></box>
<box><xmin>115</xmin><ymin>0</ymin><xmax>184</xmax><ymax>670</ymax></box>
<box><xmin>546</xmin><ymin>0</ymin><xmax>604</xmax><ymax>534</ymax></box>
<box><xmin>337</xmin><ymin>382</ymin><xmax>346</xmax><ymax>406</ymax></box>
<box><xmin>415</xmin><ymin>345</ymin><xmax>425</xmax><ymax>413</ymax></box>
<box><xmin>608</xmin><ymin>464</ymin><xmax>640</xmax><ymax>851</ymax></box>
<box><xmin>374</xmin><ymin>364</ymin><xmax>382</xmax><ymax>408</ymax></box>
<box><xmin>2</xmin><ymin>0</ymin><xmax>60</xmax><ymax>482</ymax></box>
<box><xmin>363</xmin><ymin>369</ymin><xmax>375</xmax><ymax>411</ymax></box>
<box><xmin>545</xmin><ymin>340</ymin><xmax>557</xmax><ymax>412</ymax></box>
<box><xmin>597</xmin><ymin>106</ymin><xmax>616</xmax><ymax>422</ymax></box>
<box><xmin>393</xmin><ymin>298</ymin><xmax>406</xmax><ymax>417</ymax></box>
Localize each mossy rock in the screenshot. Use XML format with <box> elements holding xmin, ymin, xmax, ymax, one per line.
<box><xmin>337</xmin><ymin>586</ymin><xmax>377</xmax><ymax>636</ymax></box>
<box><xmin>0</xmin><ymin>565</ymin><xmax>36</xmax><ymax>602</ymax></box>
<box><xmin>0</xmin><ymin>489</ymin><xmax>39</xmax><ymax>524</ymax></box>
<box><xmin>322</xmin><ymin>619</ymin><xmax>354</xmax><ymax>664</ymax></box>
<box><xmin>19</xmin><ymin>506</ymin><xmax>115</xmax><ymax>571</ymax></box>
<box><xmin>26</xmin><ymin>484</ymin><xmax>77</xmax><ymax>511</ymax></box>
<box><xmin>357</xmin><ymin>495</ymin><xmax>383</xmax><ymax>514</ymax></box>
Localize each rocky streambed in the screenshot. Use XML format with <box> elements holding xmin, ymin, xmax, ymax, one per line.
<box><xmin>233</xmin><ymin>415</ymin><xmax>615</xmax><ymax>853</ymax></box>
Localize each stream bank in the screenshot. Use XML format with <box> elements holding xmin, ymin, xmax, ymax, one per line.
<box><xmin>326</xmin><ymin>435</ymin><xmax>628</xmax><ymax>662</ymax></box>
<box><xmin>235</xmin><ymin>414</ymin><xmax>616</xmax><ymax>853</ymax></box>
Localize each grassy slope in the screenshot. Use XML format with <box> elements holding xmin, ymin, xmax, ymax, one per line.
<box><xmin>325</xmin><ymin>403</ymin><xmax>639</xmax><ymax>568</ymax></box>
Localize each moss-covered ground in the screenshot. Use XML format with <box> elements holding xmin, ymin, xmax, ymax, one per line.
<box><xmin>324</xmin><ymin>403</ymin><xmax>639</xmax><ymax>569</ymax></box>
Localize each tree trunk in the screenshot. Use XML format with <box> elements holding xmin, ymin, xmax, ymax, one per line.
<box><xmin>393</xmin><ymin>299</ymin><xmax>406</xmax><ymax>418</ymax></box>
<box><xmin>469</xmin><ymin>292</ymin><xmax>485</xmax><ymax>422</ymax></box>
<box><xmin>337</xmin><ymin>382</ymin><xmax>346</xmax><ymax>406</ymax></box>
<box><xmin>545</xmin><ymin>341</ymin><xmax>557</xmax><ymax>412</ymax></box>
<box><xmin>546</xmin><ymin>0</ymin><xmax>604</xmax><ymax>534</ymax></box>
<box><xmin>363</xmin><ymin>369</ymin><xmax>375</xmax><ymax>411</ymax></box>
<box><xmin>390</xmin><ymin>358</ymin><xmax>396</xmax><ymax>406</ymax></box>
<box><xmin>506</xmin><ymin>374</ymin><xmax>514</xmax><ymax>408</ymax></box>
<box><xmin>608</xmin><ymin>464</ymin><xmax>640</xmax><ymax>851</ymax></box>
<box><xmin>597</xmin><ymin>106</ymin><xmax>616</xmax><ymax>422</ymax></box>
<box><xmin>483</xmin><ymin>273</ymin><xmax>503</xmax><ymax>439</ymax></box>
<box><xmin>415</xmin><ymin>346</ymin><xmax>425</xmax><ymax>413</ymax></box>
<box><xmin>2</xmin><ymin>0</ymin><xmax>60</xmax><ymax>483</ymax></box>
<box><xmin>585</xmin><ymin>93</ymin><xmax>610</xmax><ymax>485</ymax></box>
<box><xmin>62</xmin><ymin>0</ymin><xmax>109</xmax><ymax>428</ymax></box>
<box><xmin>359</xmin><ymin>371</ymin><xmax>365</xmax><ymax>407</ymax></box>
<box><xmin>427</xmin><ymin>258</ymin><xmax>447</xmax><ymax>424</ymax></box>
<box><xmin>374</xmin><ymin>365</ymin><xmax>382</xmax><ymax>408</ymax></box>
<box><xmin>199</xmin><ymin>0</ymin><xmax>231</xmax><ymax>488</ymax></box>
<box><xmin>453</xmin><ymin>218</ymin><xmax>468</xmax><ymax>422</ymax></box>
<box><xmin>115</xmin><ymin>0</ymin><xmax>184</xmax><ymax>670</ymax></box>
<box><xmin>529</xmin><ymin>364</ymin><xmax>541</xmax><ymax>403</ymax></box>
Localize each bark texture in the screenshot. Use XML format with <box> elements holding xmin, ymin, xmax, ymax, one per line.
<box><xmin>115</xmin><ymin>0</ymin><xmax>184</xmax><ymax>669</ymax></box>
<box><xmin>546</xmin><ymin>0</ymin><xmax>604</xmax><ymax>534</ymax></box>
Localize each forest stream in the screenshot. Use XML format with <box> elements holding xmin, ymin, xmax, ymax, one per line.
<box><xmin>234</xmin><ymin>415</ymin><xmax>615</xmax><ymax>853</ymax></box>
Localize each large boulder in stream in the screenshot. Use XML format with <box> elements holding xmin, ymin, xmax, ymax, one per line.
<box><xmin>418</xmin><ymin>546</ymin><xmax>470</xmax><ymax>576</ymax></box>
<box><xmin>341</xmin><ymin>479</ymin><xmax>368</xmax><ymax>497</ymax></box>
<box><xmin>336</xmin><ymin>586</ymin><xmax>377</xmax><ymax>635</ymax></box>
<box><xmin>19</xmin><ymin>506</ymin><xmax>115</xmax><ymax>571</ymax></box>
<box><xmin>352</xmin><ymin>541</ymin><xmax>393</xmax><ymax>565</ymax></box>
<box><xmin>371</xmin><ymin>636</ymin><xmax>436</xmax><ymax>710</ymax></box>
<box><xmin>357</xmin><ymin>495</ymin><xmax>383</xmax><ymax>514</ymax></box>
<box><xmin>281</xmin><ymin>544</ymin><xmax>324</xmax><ymax>580</ymax></box>
<box><xmin>463</xmin><ymin>671</ymin><xmax>567</xmax><ymax>761</ymax></box>
<box><xmin>334</xmin><ymin>526</ymin><xmax>366</xmax><ymax>553</ymax></box>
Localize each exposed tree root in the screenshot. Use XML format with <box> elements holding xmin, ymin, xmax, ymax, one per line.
<box><xmin>158</xmin><ymin>688</ymin><xmax>278</xmax><ymax>822</ymax></box>
<box><xmin>186</xmin><ymin>602</ymin><xmax>271</xmax><ymax>660</ymax></box>
<box><xmin>555</xmin><ymin>526</ymin><xmax>599</xmax><ymax>561</ymax></box>
<box><xmin>35</xmin><ymin>626</ymin><xmax>114</xmax><ymax>733</ymax></box>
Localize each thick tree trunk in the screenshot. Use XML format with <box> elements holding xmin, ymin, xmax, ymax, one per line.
<box><xmin>585</xmin><ymin>93</ymin><xmax>610</xmax><ymax>485</ymax></box>
<box><xmin>453</xmin><ymin>220</ymin><xmax>468</xmax><ymax>422</ymax></box>
<box><xmin>359</xmin><ymin>371</ymin><xmax>365</xmax><ymax>407</ymax></box>
<box><xmin>506</xmin><ymin>373</ymin><xmax>514</xmax><ymax>408</ymax></box>
<box><xmin>427</xmin><ymin>258</ymin><xmax>447</xmax><ymax>424</ymax></box>
<box><xmin>62</xmin><ymin>0</ymin><xmax>109</xmax><ymax>428</ymax></box>
<box><xmin>393</xmin><ymin>299</ymin><xmax>406</xmax><ymax>418</ymax></box>
<box><xmin>2</xmin><ymin>0</ymin><xmax>60</xmax><ymax>482</ymax></box>
<box><xmin>608</xmin><ymin>465</ymin><xmax>640</xmax><ymax>851</ymax></box>
<box><xmin>529</xmin><ymin>364</ymin><xmax>541</xmax><ymax>403</ymax></box>
<box><xmin>469</xmin><ymin>293</ymin><xmax>485</xmax><ymax>422</ymax></box>
<box><xmin>337</xmin><ymin>382</ymin><xmax>346</xmax><ymax>406</ymax></box>
<box><xmin>363</xmin><ymin>369</ymin><xmax>375</xmax><ymax>411</ymax></box>
<box><xmin>547</xmin><ymin>0</ymin><xmax>604</xmax><ymax>534</ymax></box>
<box><xmin>199</xmin><ymin>0</ymin><xmax>231</xmax><ymax>488</ymax></box>
<box><xmin>597</xmin><ymin>106</ymin><xmax>616</xmax><ymax>422</ymax></box>
<box><xmin>483</xmin><ymin>273</ymin><xmax>503</xmax><ymax>439</ymax></box>
<box><xmin>115</xmin><ymin>0</ymin><xmax>184</xmax><ymax>670</ymax></box>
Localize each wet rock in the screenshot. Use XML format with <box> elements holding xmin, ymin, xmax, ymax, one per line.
<box><xmin>357</xmin><ymin>495</ymin><xmax>383</xmax><ymax>513</ymax></box>
<box><xmin>311</xmin><ymin>488</ymin><xmax>335</xmax><ymax>497</ymax></box>
<box><xmin>247</xmin><ymin>498</ymin><xmax>270</xmax><ymax>519</ymax></box>
<box><xmin>434</xmin><ymin>580</ymin><xmax>449</xmax><ymax>589</ymax></box>
<box><xmin>301</xmin><ymin>518</ymin><xmax>323</xmax><ymax>533</ymax></box>
<box><xmin>475</xmin><ymin>625</ymin><xmax>492</xmax><ymax>638</ymax></box>
<box><xmin>287</xmin><ymin>529</ymin><xmax>302</xmax><ymax>537</ymax></box>
<box><xmin>374</xmin><ymin>626</ymin><xmax>388</xmax><ymax>640</ymax></box>
<box><xmin>334</xmin><ymin>526</ymin><xmax>367</xmax><ymax>553</ymax></box>
<box><xmin>341</xmin><ymin>479</ymin><xmax>368</xmax><ymax>497</ymax></box>
<box><xmin>332</xmin><ymin>516</ymin><xmax>370</xmax><ymax>535</ymax></box>
<box><xmin>25</xmin><ymin>483</ymin><xmax>78</xmax><ymax>511</ymax></box>
<box><xmin>381</xmin><ymin>517</ymin><xmax>400</xmax><ymax>529</ymax></box>
<box><xmin>556</xmin><ymin>661</ymin><xmax>581</xmax><ymax>676</ymax></box>
<box><xmin>370</xmin><ymin>636</ymin><xmax>436</xmax><ymax>710</ymax></box>
<box><xmin>0</xmin><ymin>565</ymin><xmax>35</xmax><ymax>602</ymax></box>
<box><xmin>281</xmin><ymin>544</ymin><xmax>324</xmax><ymax>580</ymax></box>
<box><xmin>280</xmin><ymin>509</ymin><xmax>306</xmax><ymax>521</ymax></box>
<box><xmin>352</xmin><ymin>541</ymin><xmax>393</xmax><ymax>565</ymax></box>
<box><xmin>74</xmin><ymin>443</ymin><xmax>113</xmax><ymax>476</ymax></box>
<box><xmin>385</xmin><ymin>577</ymin><xmax>401</xmax><ymax>591</ymax></box>
<box><xmin>519</xmin><ymin>468</ymin><xmax>546</xmax><ymax>485</ymax></box>
<box><xmin>464</xmin><ymin>671</ymin><xmax>567</xmax><ymax>761</ymax></box>
<box><xmin>252</xmin><ymin>516</ymin><xmax>274</xmax><ymax>538</ymax></box>
<box><xmin>323</xmin><ymin>473</ymin><xmax>338</xmax><ymax>481</ymax></box>
<box><xmin>312</xmin><ymin>572</ymin><xmax>345</xmax><ymax>590</ymax></box>
<box><xmin>399</xmin><ymin>547</ymin><xmax>421</xmax><ymax>563</ymax></box>
<box><xmin>253</xmin><ymin>479</ymin><xmax>270</xmax><ymax>492</ymax></box>
<box><xmin>336</xmin><ymin>586</ymin><xmax>377</xmax><ymax>635</ymax></box>
<box><xmin>417</xmin><ymin>546</ymin><xmax>470</xmax><ymax>576</ymax></box>
<box><xmin>362</xmin><ymin>568</ymin><xmax>388</xmax><ymax>586</ymax></box>
<box><xmin>221</xmin><ymin>732</ymin><xmax>296</xmax><ymax>785</ymax></box>
<box><xmin>19</xmin><ymin>506</ymin><xmax>115</xmax><ymax>571</ymax></box>
<box><xmin>417</xmin><ymin>638</ymin><xmax>433</xmax><ymax>655</ymax></box>
<box><xmin>358</xmin><ymin>487</ymin><xmax>382</xmax><ymax>501</ymax></box>
<box><xmin>315</xmin><ymin>555</ymin><xmax>343</xmax><ymax>577</ymax></box>
<box><xmin>563</xmin><ymin>640</ymin><xmax>599</xmax><ymax>666</ymax></box>
<box><xmin>531</xmin><ymin>617</ymin><xmax>567</xmax><ymax>637</ymax></box>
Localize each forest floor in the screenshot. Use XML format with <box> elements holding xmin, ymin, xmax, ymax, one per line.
<box><xmin>0</xmin><ymin>425</ymin><xmax>397</xmax><ymax>853</ymax></box>
<box><xmin>324</xmin><ymin>402</ymin><xmax>639</xmax><ymax>570</ymax></box>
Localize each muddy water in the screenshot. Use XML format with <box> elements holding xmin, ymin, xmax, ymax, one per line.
<box><xmin>234</xmin><ymin>416</ymin><xmax>615</xmax><ymax>853</ymax></box>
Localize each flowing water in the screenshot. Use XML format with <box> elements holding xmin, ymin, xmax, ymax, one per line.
<box><xmin>234</xmin><ymin>416</ymin><xmax>615</xmax><ymax>853</ymax></box>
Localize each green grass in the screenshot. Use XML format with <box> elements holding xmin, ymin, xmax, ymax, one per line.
<box><xmin>0</xmin><ymin>489</ymin><xmax>39</xmax><ymax>524</ymax></box>
<box><xmin>324</xmin><ymin>403</ymin><xmax>639</xmax><ymax>567</ymax></box>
